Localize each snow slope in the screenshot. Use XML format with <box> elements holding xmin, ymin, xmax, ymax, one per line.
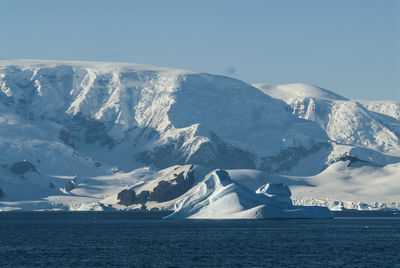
<box><xmin>290</xmin><ymin>161</ymin><xmax>400</xmax><ymax>210</ymax></box>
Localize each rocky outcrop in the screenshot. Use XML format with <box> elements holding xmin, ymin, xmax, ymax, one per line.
<box><xmin>149</xmin><ymin>169</ymin><xmax>196</xmax><ymax>203</ymax></box>
<box><xmin>63</xmin><ymin>114</ymin><xmax>116</xmax><ymax>148</ymax></box>
<box><xmin>135</xmin><ymin>190</ymin><xmax>150</xmax><ymax>205</ymax></box>
<box><xmin>133</xmin><ymin>166</ymin><xmax>197</xmax><ymax>205</ymax></box>
<box><xmin>135</xmin><ymin>133</ymin><xmax>257</xmax><ymax>170</ymax></box>
<box><xmin>117</xmin><ymin>189</ymin><xmax>136</xmax><ymax>206</ymax></box>
<box><xmin>117</xmin><ymin>166</ymin><xmax>198</xmax><ymax>207</ymax></box>
<box><xmin>0</xmin><ymin>187</ymin><xmax>3</xmax><ymax>199</ymax></box>
<box><xmin>65</xmin><ymin>181</ymin><xmax>75</xmax><ymax>192</ymax></box>
<box><xmin>337</xmin><ymin>155</ymin><xmax>379</xmax><ymax>167</ymax></box>
<box><xmin>9</xmin><ymin>161</ymin><xmax>39</xmax><ymax>175</ymax></box>
<box><xmin>260</xmin><ymin>142</ymin><xmax>330</xmax><ymax>173</ymax></box>
<box><xmin>327</xmin><ymin>154</ymin><xmax>383</xmax><ymax>168</ymax></box>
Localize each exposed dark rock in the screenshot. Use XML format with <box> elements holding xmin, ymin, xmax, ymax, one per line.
<box><xmin>0</xmin><ymin>187</ymin><xmax>3</xmax><ymax>199</ymax></box>
<box><xmin>335</xmin><ymin>155</ymin><xmax>382</xmax><ymax>167</ymax></box>
<box><xmin>149</xmin><ymin>167</ymin><xmax>196</xmax><ymax>203</ymax></box>
<box><xmin>117</xmin><ymin>189</ymin><xmax>136</xmax><ymax>206</ymax></box>
<box><xmin>65</xmin><ymin>181</ymin><xmax>75</xmax><ymax>192</ymax></box>
<box><xmin>136</xmin><ymin>190</ymin><xmax>150</xmax><ymax>205</ymax></box>
<box><xmin>80</xmin><ymin>116</ymin><xmax>115</xmax><ymax>147</ymax></box>
<box><xmin>214</xmin><ymin>169</ymin><xmax>232</xmax><ymax>185</ymax></box>
<box><xmin>49</xmin><ymin>182</ymin><xmax>55</xmax><ymax>189</ymax></box>
<box><xmin>132</xmin><ymin>166</ymin><xmax>197</xmax><ymax>206</ymax></box>
<box><xmin>62</xmin><ymin>113</ymin><xmax>116</xmax><ymax>149</ymax></box>
<box><xmin>10</xmin><ymin>161</ymin><xmax>39</xmax><ymax>175</ymax></box>
<box><xmin>95</xmin><ymin>162</ymin><xmax>101</xmax><ymax>167</ymax></box>
<box><xmin>260</xmin><ymin>142</ymin><xmax>331</xmax><ymax>173</ymax></box>
<box><xmin>339</xmin><ymin>155</ymin><xmax>369</xmax><ymax>167</ymax></box>
<box><xmin>135</xmin><ymin>133</ymin><xmax>256</xmax><ymax>170</ymax></box>
<box><xmin>206</xmin><ymin>133</ymin><xmax>256</xmax><ymax>169</ymax></box>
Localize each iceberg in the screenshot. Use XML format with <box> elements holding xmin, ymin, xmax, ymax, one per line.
<box><xmin>166</xmin><ymin>170</ymin><xmax>332</xmax><ymax>219</ymax></box>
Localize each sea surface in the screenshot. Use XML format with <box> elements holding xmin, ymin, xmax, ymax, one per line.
<box><xmin>0</xmin><ymin>211</ymin><xmax>399</xmax><ymax>267</ymax></box>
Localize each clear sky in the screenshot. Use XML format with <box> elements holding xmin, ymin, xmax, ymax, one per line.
<box><xmin>1</xmin><ymin>0</ymin><xmax>399</xmax><ymax>100</ymax></box>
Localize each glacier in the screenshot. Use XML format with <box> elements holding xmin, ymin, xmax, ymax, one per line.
<box><xmin>0</xmin><ymin>60</ymin><xmax>399</xmax><ymax>217</ymax></box>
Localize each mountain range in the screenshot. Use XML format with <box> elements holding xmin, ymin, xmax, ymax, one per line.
<box><xmin>0</xmin><ymin>60</ymin><xmax>399</xmax><ymax>216</ymax></box>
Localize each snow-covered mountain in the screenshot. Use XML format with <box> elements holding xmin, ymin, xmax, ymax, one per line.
<box><xmin>0</xmin><ymin>60</ymin><xmax>398</xmax><ymax>216</ymax></box>
<box><xmin>253</xmin><ymin>83</ymin><xmax>400</xmax><ymax>210</ymax></box>
<box><xmin>0</xmin><ymin>61</ymin><xmax>330</xmax><ymax>172</ymax></box>
<box><xmin>253</xmin><ymin>83</ymin><xmax>400</xmax><ymax>154</ymax></box>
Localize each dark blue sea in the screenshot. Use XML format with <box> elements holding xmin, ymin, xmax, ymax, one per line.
<box><xmin>0</xmin><ymin>211</ymin><xmax>399</xmax><ymax>267</ymax></box>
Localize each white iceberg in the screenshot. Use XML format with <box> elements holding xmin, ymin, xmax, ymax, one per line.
<box><xmin>166</xmin><ymin>169</ymin><xmax>332</xmax><ymax>219</ymax></box>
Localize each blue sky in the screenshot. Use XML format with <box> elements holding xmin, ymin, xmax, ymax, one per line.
<box><xmin>1</xmin><ymin>0</ymin><xmax>399</xmax><ymax>100</ymax></box>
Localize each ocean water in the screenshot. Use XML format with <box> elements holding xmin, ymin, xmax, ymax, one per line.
<box><xmin>0</xmin><ymin>211</ymin><xmax>399</xmax><ymax>267</ymax></box>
